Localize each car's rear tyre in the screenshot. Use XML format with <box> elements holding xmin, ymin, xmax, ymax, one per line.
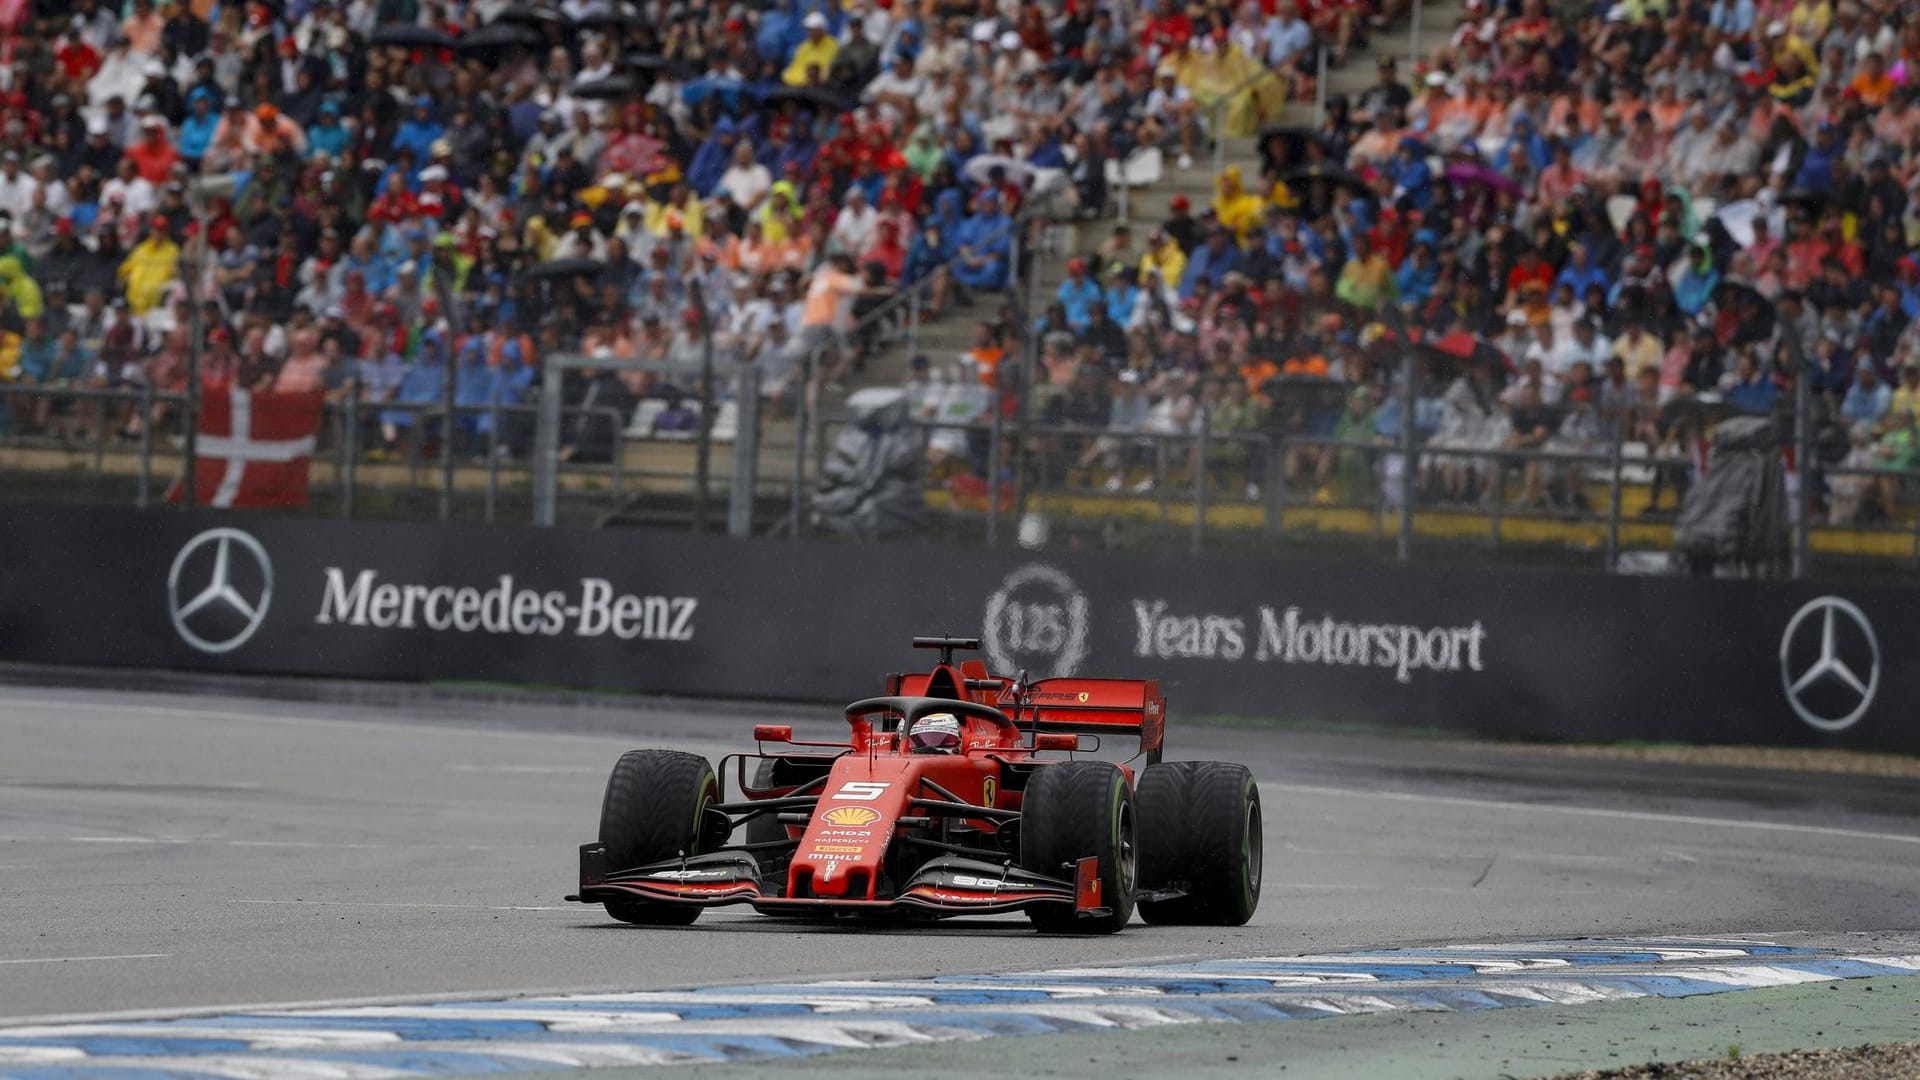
<box><xmin>598</xmin><ymin>749</ymin><xmax>725</xmax><ymax>926</ymax></box>
<box><xmin>1019</xmin><ymin>761</ymin><xmax>1136</xmax><ymax>934</ymax></box>
<box><xmin>1136</xmin><ymin>761</ymin><xmax>1261</xmax><ymax>926</ymax></box>
<box><xmin>1134</xmin><ymin>760</ymin><xmax>1195</xmax><ymax>910</ymax></box>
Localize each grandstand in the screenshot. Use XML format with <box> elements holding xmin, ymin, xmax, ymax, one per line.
<box><xmin>0</xmin><ymin>0</ymin><xmax>1916</xmax><ymax>571</ymax></box>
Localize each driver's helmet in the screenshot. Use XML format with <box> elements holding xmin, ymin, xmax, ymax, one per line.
<box><xmin>907</xmin><ymin>712</ymin><xmax>962</xmax><ymax>754</ymax></box>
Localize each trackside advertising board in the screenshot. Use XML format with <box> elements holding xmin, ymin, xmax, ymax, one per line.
<box><xmin>0</xmin><ymin>502</ymin><xmax>1914</xmax><ymax>753</ymax></box>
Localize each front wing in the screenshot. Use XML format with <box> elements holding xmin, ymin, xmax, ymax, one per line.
<box><xmin>569</xmin><ymin>845</ymin><xmax>1107</xmax><ymax>919</ymax></box>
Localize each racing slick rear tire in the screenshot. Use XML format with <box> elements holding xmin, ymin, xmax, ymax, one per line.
<box><xmin>1019</xmin><ymin>761</ymin><xmax>1136</xmax><ymax>934</ymax></box>
<box><xmin>598</xmin><ymin>750</ymin><xmax>726</xmax><ymax>926</ymax></box>
<box><xmin>1135</xmin><ymin>761</ymin><xmax>1262</xmax><ymax>926</ymax></box>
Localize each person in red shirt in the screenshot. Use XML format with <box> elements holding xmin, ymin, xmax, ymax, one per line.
<box><xmin>1816</xmin><ymin>215</ymin><xmax>1864</xmax><ymax>277</ymax></box>
<box><xmin>1783</xmin><ymin>216</ymin><xmax>1829</xmax><ymax>291</ymax></box>
<box><xmin>1299</xmin><ymin>0</ymin><xmax>1355</xmax><ymax>64</ymax></box>
<box><xmin>1505</xmin><ymin>247</ymin><xmax>1553</xmax><ymax>306</ymax></box>
<box><xmin>1142</xmin><ymin>9</ymin><xmax>1192</xmax><ymax>51</ymax></box>
<box><xmin>366</xmin><ymin>172</ymin><xmax>420</xmax><ymax>226</ymax></box>
<box><xmin>125</xmin><ymin>116</ymin><xmax>180</xmax><ymax>183</ymax></box>
<box><xmin>55</xmin><ymin>28</ymin><xmax>101</xmax><ymax>81</ymax></box>
<box><xmin>861</xmin><ymin>219</ymin><xmax>908</xmax><ymax>281</ymax></box>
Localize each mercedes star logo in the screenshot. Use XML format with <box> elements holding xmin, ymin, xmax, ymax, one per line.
<box><xmin>1779</xmin><ymin>596</ymin><xmax>1879</xmax><ymax>733</ymax></box>
<box><xmin>167</xmin><ymin>527</ymin><xmax>273</xmax><ymax>654</ymax></box>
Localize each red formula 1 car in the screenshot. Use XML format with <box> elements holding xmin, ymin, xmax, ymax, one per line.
<box><xmin>568</xmin><ymin>637</ymin><xmax>1262</xmax><ymax>933</ymax></box>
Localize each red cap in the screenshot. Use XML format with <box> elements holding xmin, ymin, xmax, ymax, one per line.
<box><xmin>1170</xmin><ymin>195</ymin><xmax>1190</xmax><ymax>211</ymax></box>
<box><xmin>150</xmin><ymin>214</ymin><xmax>169</xmax><ymax>229</ymax></box>
<box><xmin>569</xmin><ymin>211</ymin><xmax>592</xmax><ymax>227</ymax></box>
<box><xmin>53</xmin><ymin>217</ymin><xmax>73</xmax><ymax>235</ymax></box>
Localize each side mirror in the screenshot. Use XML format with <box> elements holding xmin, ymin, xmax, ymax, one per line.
<box><xmin>1033</xmin><ymin>732</ymin><xmax>1078</xmax><ymax>752</ymax></box>
<box><xmin>753</xmin><ymin>724</ymin><xmax>794</xmax><ymax>743</ymax></box>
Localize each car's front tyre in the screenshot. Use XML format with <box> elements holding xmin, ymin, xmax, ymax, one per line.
<box><xmin>598</xmin><ymin>749</ymin><xmax>726</xmax><ymax>926</ymax></box>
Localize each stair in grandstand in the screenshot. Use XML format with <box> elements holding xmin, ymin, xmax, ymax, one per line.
<box><xmin>854</xmin><ymin>0</ymin><xmax>1468</xmax><ymax>400</ymax></box>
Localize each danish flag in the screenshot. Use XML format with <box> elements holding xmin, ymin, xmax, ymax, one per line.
<box><xmin>169</xmin><ymin>388</ymin><xmax>325</xmax><ymax>509</ymax></box>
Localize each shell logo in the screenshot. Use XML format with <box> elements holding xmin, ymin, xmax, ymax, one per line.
<box><xmin>822</xmin><ymin>806</ymin><xmax>880</xmax><ymax>827</ymax></box>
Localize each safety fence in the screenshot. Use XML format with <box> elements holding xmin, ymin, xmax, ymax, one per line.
<box><xmin>7</xmin><ymin>373</ymin><xmax>1920</xmax><ymax>575</ymax></box>
<box><xmin>802</xmin><ymin>401</ymin><xmax>1920</xmax><ymax>575</ymax></box>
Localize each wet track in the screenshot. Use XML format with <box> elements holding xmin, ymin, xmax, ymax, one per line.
<box><xmin>5</xmin><ymin>683</ymin><xmax>1920</xmax><ymax>1027</ymax></box>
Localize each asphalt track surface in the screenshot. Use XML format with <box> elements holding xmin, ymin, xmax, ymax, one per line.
<box><xmin>5</xmin><ymin>683</ymin><xmax>1920</xmax><ymax>1033</ymax></box>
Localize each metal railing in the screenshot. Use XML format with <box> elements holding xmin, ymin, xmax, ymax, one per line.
<box><xmin>8</xmin><ymin>378</ymin><xmax>1920</xmax><ymax>573</ymax></box>
<box><xmin>804</xmin><ymin>407</ymin><xmax>1920</xmax><ymax>572</ymax></box>
<box><xmin>0</xmin><ymin>383</ymin><xmax>634</xmax><ymax>524</ymax></box>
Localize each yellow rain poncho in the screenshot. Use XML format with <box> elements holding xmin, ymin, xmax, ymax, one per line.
<box><xmin>1213</xmin><ymin>166</ymin><xmax>1264</xmax><ymax>241</ymax></box>
<box><xmin>0</xmin><ymin>257</ymin><xmax>44</xmax><ymax>321</ymax></box>
<box><xmin>117</xmin><ymin>234</ymin><xmax>180</xmax><ymax>316</ymax></box>
<box><xmin>1161</xmin><ymin>43</ymin><xmax>1288</xmax><ymax>138</ymax></box>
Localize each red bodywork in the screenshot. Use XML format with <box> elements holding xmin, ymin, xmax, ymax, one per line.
<box><xmin>573</xmin><ymin>645</ymin><xmax>1165</xmax><ymax>921</ymax></box>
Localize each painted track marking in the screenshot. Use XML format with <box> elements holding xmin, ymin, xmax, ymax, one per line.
<box><xmin>3</xmin><ymin>939</ymin><xmax>1917</xmax><ymax>1077</ymax></box>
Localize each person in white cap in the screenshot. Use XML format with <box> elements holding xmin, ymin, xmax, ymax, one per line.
<box><xmin>0</xmin><ymin>151</ymin><xmax>38</xmax><ymax>220</ymax></box>
<box><xmin>783</xmin><ymin>11</ymin><xmax>840</xmax><ymax>86</ymax></box>
<box><xmin>830</xmin><ymin>184</ymin><xmax>879</xmax><ymax>256</ymax></box>
<box><xmin>992</xmin><ymin>29</ymin><xmax>1035</xmax><ymax>83</ymax></box>
<box><xmin>914</xmin><ymin>18</ymin><xmax>965</xmax><ymax>79</ymax></box>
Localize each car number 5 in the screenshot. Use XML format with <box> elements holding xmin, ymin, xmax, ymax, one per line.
<box><xmin>831</xmin><ymin>781</ymin><xmax>891</xmax><ymax>801</ymax></box>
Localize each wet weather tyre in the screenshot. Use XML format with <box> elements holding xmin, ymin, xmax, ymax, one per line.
<box><xmin>1019</xmin><ymin>761</ymin><xmax>1136</xmax><ymax>934</ymax></box>
<box><xmin>1138</xmin><ymin>762</ymin><xmax>1261</xmax><ymax>926</ymax></box>
<box><xmin>598</xmin><ymin>750</ymin><xmax>725</xmax><ymax>926</ymax></box>
<box><xmin>1133</xmin><ymin>760</ymin><xmax>1195</xmax><ymax>920</ymax></box>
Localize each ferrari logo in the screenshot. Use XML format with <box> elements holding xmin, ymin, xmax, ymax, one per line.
<box><xmin>981</xmin><ymin>777</ymin><xmax>997</xmax><ymax>808</ymax></box>
<box><xmin>823</xmin><ymin>806</ymin><xmax>880</xmax><ymax>827</ymax></box>
<box><xmin>1077</xmin><ymin>691</ymin><xmax>1090</xmax><ymax>703</ymax></box>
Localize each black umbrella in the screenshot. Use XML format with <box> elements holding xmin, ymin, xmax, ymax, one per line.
<box><xmin>1259</xmin><ymin>125</ymin><xmax>1335</xmax><ymax>170</ymax></box>
<box><xmin>1716</xmin><ymin>278</ymin><xmax>1777</xmax><ymax>341</ymax></box>
<box><xmin>624</xmin><ymin>52</ymin><xmax>699</xmax><ymax>79</ymax></box>
<box><xmin>1780</xmin><ymin>186</ymin><xmax>1830</xmax><ymax>211</ymax></box>
<box><xmin>369</xmin><ymin>23</ymin><xmax>458</xmax><ymax>49</ymax></box>
<box><xmin>491</xmin><ymin>2</ymin><xmax>568</xmax><ymax>26</ymax></box>
<box><xmin>571</xmin><ymin>75</ymin><xmax>640</xmax><ymax>100</ymax></box>
<box><xmin>1419</xmin><ymin>330</ymin><xmax>1509</xmax><ymax>379</ymax></box>
<box><xmin>521</xmin><ymin>257</ymin><xmax>608</xmax><ymax>281</ymax></box>
<box><xmin>577</xmin><ymin>5</ymin><xmax>642</xmax><ymax>31</ymax></box>
<box><xmin>759</xmin><ymin>84</ymin><xmax>853</xmax><ymax>113</ymax></box>
<box><xmin>457</xmin><ymin>21</ymin><xmax>545</xmax><ymax>52</ymax></box>
<box><xmin>1283</xmin><ymin>164</ymin><xmax>1375</xmax><ymax>199</ymax></box>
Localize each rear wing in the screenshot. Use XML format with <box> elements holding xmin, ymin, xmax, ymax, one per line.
<box><xmin>1021</xmin><ymin>677</ymin><xmax>1165</xmax><ymax>763</ymax></box>
<box><xmin>893</xmin><ymin>667</ymin><xmax>1167</xmax><ymax>763</ymax></box>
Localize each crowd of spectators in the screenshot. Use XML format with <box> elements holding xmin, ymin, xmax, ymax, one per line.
<box><xmin>0</xmin><ymin>0</ymin><xmax>1316</xmax><ymax>459</ymax></box>
<box><xmin>911</xmin><ymin>0</ymin><xmax>1920</xmax><ymax>524</ymax></box>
